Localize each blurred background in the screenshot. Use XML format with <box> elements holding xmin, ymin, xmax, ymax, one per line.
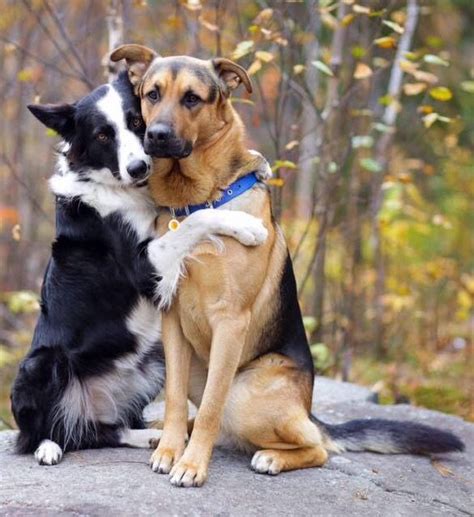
<box><xmin>0</xmin><ymin>0</ymin><xmax>472</xmax><ymax>428</ymax></box>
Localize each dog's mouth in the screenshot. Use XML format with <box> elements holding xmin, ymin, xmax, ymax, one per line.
<box><xmin>144</xmin><ymin>140</ymin><xmax>193</xmax><ymax>160</ymax></box>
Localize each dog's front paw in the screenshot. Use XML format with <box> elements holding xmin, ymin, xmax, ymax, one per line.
<box><xmin>169</xmin><ymin>454</ymin><xmax>209</xmax><ymax>488</ymax></box>
<box><xmin>34</xmin><ymin>440</ymin><xmax>63</xmax><ymax>466</ymax></box>
<box><xmin>225</xmin><ymin>213</ymin><xmax>268</xmax><ymax>247</ymax></box>
<box><xmin>150</xmin><ymin>443</ymin><xmax>184</xmax><ymax>474</ymax></box>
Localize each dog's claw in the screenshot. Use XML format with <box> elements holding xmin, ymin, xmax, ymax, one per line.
<box><xmin>168</xmin><ymin>456</ymin><xmax>208</xmax><ymax>487</ymax></box>
<box><xmin>149</xmin><ymin>445</ymin><xmax>182</xmax><ymax>474</ymax></box>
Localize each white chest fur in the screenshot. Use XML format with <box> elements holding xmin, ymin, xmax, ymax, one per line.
<box><xmin>49</xmin><ymin>172</ymin><xmax>158</xmax><ymax>241</ymax></box>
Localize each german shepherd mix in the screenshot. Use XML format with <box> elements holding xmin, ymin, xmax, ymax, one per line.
<box><xmin>11</xmin><ymin>72</ymin><xmax>268</xmax><ymax>465</ymax></box>
<box><xmin>112</xmin><ymin>45</ymin><xmax>464</xmax><ymax>487</ymax></box>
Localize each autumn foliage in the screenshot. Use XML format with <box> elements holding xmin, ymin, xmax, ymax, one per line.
<box><xmin>0</xmin><ymin>0</ymin><xmax>472</xmax><ymax>425</ymax></box>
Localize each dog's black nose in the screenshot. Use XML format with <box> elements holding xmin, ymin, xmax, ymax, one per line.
<box><xmin>127</xmin><ymin>159</ymin><xmax>148</xmax><ymax>179</ymax></box>
<box><xmin>147</xmin><ymin>123</ymin><xmax>173</xmax><ymax>143</ymax></box>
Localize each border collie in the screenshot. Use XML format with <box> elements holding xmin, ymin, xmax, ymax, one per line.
<box><xmin>11</xmin><ymin>72</ymin><xmax>268</xmax><ymax>465</ymax></box>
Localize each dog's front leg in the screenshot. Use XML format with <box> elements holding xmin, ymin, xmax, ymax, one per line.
<box><xmin>169</xmin><ymin>312</ymin><xmax>250</xmax><ymax>487</ymax></box>
<box><xmin>150</xmin><ymin>307</ymin><xmax>191</xmax><ymax>474</ymax></box>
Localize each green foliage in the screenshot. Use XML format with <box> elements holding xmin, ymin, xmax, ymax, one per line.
<box><xmin>310</xmin><ymin>343</ymin><xmax>334</xmax><ymax>373</ymax></box>
<box><xmin>3</xmin><ymin>291</ymin><xmax>40</xmax><ymax>314</ymax></box>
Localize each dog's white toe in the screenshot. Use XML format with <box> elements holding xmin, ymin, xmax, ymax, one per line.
<box><xmin>250</xmin><ymin>450</ymin><xmax>281</xmax><ymax>475</ymax></box>
<box><xmin>232</xmin><ymin>216</ymin><xmax>268</xmax><ymax>247</ymax></box>
<box><xmin>34</xmin><ymin>439</ymin><xmax>63</xmax><ymax>466</ymax></box>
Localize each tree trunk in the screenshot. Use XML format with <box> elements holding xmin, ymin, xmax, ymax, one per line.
<box><xmin>105</xmin><ymin>0</ymin><xmax>124</xmax><ymax>82</ymax></box>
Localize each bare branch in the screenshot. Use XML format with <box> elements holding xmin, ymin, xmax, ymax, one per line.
<box><xmin>0</xmin><ymin>152</ymin><xmax>52</xmax><ymax>223</ymax></box>
<box><xmin>42</xmin><ymin>0</ymin><xmax>94</xmax><ymax>88</ymax></box>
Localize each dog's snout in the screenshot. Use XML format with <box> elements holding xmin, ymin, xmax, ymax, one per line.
<box><xmin>126</xmin><ymin>159</ymin><xmax>148</xmax><ymax>179</ymax></box>
<box><xmin>147</xmin><ymin>123</ymin><xmax>173</xmax><ymax>143</ymax></box>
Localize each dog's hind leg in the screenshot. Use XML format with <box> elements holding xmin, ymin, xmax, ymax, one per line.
<box><xmin>222</xmin><ymin>353</ymin><xmax>328</xmax><ymax>475</ymax></box>
<box><xmin>118</xmin><ymin>428</ymin><xmax>163</xmax><ymax>449</ymax></box>
<box><xmin>34</xmin><ymin>439</ymin><xmax>63</xmax><ymax>466</ymax></box>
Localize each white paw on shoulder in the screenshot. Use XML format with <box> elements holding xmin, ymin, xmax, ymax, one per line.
<box><xmin>34</xmin><ymin>439</ymin><xmax>63</xmax><ymax>466</ymax></box>
<box><xmin>220</xmin><ymin>212</ymin><xmax>268</xmax><ymax>247</ymax></box>
<box><xmin>249</xmin><ymin>149</ymin><xmax>273</xmax><ymax>180</ymax></box>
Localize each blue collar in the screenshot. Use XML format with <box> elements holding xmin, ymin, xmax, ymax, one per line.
<box><xmin>169</xmin><ymin>172</ymin><xmax>260</xmax><ymax>217</ymax></box>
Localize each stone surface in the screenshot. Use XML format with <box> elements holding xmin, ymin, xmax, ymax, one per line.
<box><xmin>1</xmin><ymin>378</ymin><xmax>472</xmax><ymax>516</ymax></box>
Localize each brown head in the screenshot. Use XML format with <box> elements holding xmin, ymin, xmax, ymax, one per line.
<box><xmin>110</xmin><ymin>44</ymin><xmax>252</xmax><ymax>160</ymax></box>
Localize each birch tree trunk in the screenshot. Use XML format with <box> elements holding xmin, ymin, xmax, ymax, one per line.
<box><xmin>105</xmin><ymin>0</ymin><xmax>124</xmax><ymax>82</ymax></box>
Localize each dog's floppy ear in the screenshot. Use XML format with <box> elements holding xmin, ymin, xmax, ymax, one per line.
<box><xmin>28</xmin><ymin>103</ymin><xmax>76</xmax><ymax>138</ymax></box>
<box><xmin>110</xmin><ymin>44</ymin><xmax>158</xmax><ymax>88</ymax></box>
<box><xmin>212</xmin><ymin>58</ymin><xmax>253</xmax><ymax>95</ymax></box>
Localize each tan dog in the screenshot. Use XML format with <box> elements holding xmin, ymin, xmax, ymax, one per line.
<box><xmin>111</xmin><ymin>45</ymin><xmax>465</xmax><ymax>487</ymax></box>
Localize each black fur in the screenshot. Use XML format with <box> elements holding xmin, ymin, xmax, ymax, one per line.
<box><xmin>262</xmin><ymin>252</ymin><xmax>314</xmax><ymax>375</ymax></box>
<box><xmin>311</xmin><ymin>415</ymin><xmax>465</xmax><ymax>455</ymax></box>
<box><xmin>11</xmin><ymin>73</ymin><xmax>162</xmax><ymax>455</ymax></box>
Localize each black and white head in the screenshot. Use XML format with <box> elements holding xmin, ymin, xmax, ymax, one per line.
<box><xmin>28</xmin><ymin>72</ymin><xmax>151</xmax><ymax>186</ymax></box>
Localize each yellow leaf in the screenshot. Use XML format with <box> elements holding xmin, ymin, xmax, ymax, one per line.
<box><xmin>374</xmin><ymin>36</ymin><xmax>397</xmax><ymax>49</ymax></box>
<box><xmin>342</xmin><ymin>13</ymin><xmax>356</xmax><ymax>26</ymax></box>
<box><xmin>267</xmin><ymin>178</ymin><xmax>285</xmax><ymax>187</ymax></box>
<box><xmin>397</xmin><ymin>173</ymin><xmax>412</xmax><ymax>184</ymax></box>
<box><xmin>422</xmin><ymin>112</ymin><xmax>438</xmax><ymax>128</ymax></box>
<box><xmin>293</xmin><ymin>64</ymin><xmax>305</xmax><ymax>75</ymax></box>
<box><xmin>353</xmin><ymin>4</ymin><xmax>370</xmax><ymax>14</ymax></box>
<box><xmin>231</xmin><ymin>40</ymin><xmax>254</xmax><ymax>60</ymax></box>
<box><xmin>412</xmin><ymin>70</ymin><xmax>439</xmax><ymax>84</ymax></box>
<box><xmin>382</xmin><ymin>19</ymin><xmax>404</xmax><ymax>34</ymax></box>
<box><xmin>399</xmin><ymin>59</ymin><xmax>419</xmax><ymax>74</ymax></box>
<box><xmin>255</xmin><ymin>50</ymin><xmax>274</xmax><ymax>63</ymax></box>
<box><xmin>429</xmin><ymin>86</ymin><xmax>453</xmax><ymax>101</ymax></box>
<box><xmin>285</xmin><ymin>140</ymin><xmax>299</xmax><ymax>151</ymax></box>
<box><xmin>247</xmin><ymin>59</ymin><xmax>262</xmax><ymax>76</ymax></box>
<box><xmin>391</xmin><ymin>10</ymin><xmax>406</xmax><ymax>25</ymax></box>
<box><xmin>17</xmin><ymin>68</ymin><xmax>34</xmax><ymax>82</ymax></box>
<box><xmin>254</xmin><ymin>8</ymin><xmax>273</xmax><ymax>25</ymax></box>
<box><xmin>354</xmin><ymin>63</ymin><xmax>373</xmax><ymax>79</ymax></box>
<box><xmin>403</xmin><ymin>83</ymin><xmax>427</xmax><ymax>95</ymax></box>
<box><xmin>321</xmin><ymin>12</ymin><xmax>337</xmax><ymax>30</ymax></box>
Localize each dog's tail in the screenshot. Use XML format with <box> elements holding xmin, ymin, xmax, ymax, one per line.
<box><xmin>311</xmin><ymin>414</ymin><xmax>465</xmax><ymax>455</ymax></box>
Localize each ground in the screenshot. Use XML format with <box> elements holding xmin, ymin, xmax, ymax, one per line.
<box><xmin>1</xmin><ymin>378</ymin><xmax>472</xmax><ymax>516</ymax></box>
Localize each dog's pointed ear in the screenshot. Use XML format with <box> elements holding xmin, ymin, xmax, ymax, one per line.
<box><xmin>110</xmin><ymin>44</ymin><xmax>158</xmax><ymax>88</ymax></box>
<box><xmin>212</xmin><ymin>58</ymin><xmax>253</xmax><ymax>95</ymax></box>
<box><xmin>27</xmin><ymin>103</ymin><xmax>76</xmax><ymax>138</ymax></box>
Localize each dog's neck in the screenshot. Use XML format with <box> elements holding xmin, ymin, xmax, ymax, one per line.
<box><xmin>148</xmin><ymin>107</ymin><xmax>256</xmax><ymax>208</ymax></box>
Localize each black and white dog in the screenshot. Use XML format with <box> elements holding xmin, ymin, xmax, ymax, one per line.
<box><xmin>11</xmin><ymin>72</ymin><xmax>268</xmax><ymax>465</ymax></box>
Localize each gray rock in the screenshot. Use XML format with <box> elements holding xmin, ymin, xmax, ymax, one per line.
<box><xmin>1</xmin><ymin>378</ymin><xmax>472</xmax><ymax>516</ymax></box>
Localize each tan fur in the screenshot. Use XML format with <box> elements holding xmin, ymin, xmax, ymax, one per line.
<box><xmin>112</xmin><ymin>46</ymin><xmax>327</xmax><ymax>486</ymax></box>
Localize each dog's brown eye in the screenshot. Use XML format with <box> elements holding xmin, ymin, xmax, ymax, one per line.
<box><xmin>132</xmin><ymin>117</ymin><xmax>143</xmax><ymax>128</ymax></box>
<box><xmin>97</xmin><ymin>133</ymin><xmax>109</xmax><ymax>142</ymax></box>
<box><xmin>147</xmin><ymin>90</ymin><xmax>159</xmax><ymax>102</ymax></box>
<box><xmin>183</xmin><ymin>92</ymin><xmax>201</xmax><ymax>108</ymax></box>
